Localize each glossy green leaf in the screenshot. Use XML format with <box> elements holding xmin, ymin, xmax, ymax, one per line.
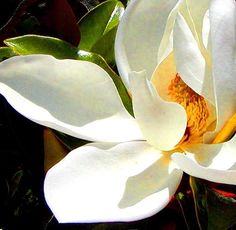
<box><xmin>78</xmin><ymin>0</ymin><xmax>124</xmax><ymax>53</ymax></box>
<box><xmin>91</xmin><ymin>26</ymin><xmax>117</xmax><ymax>66</ymax></box>
<box><xmin>0</xmin><ymin>47</ymin><xmax>16</xmax><ymax>61</ymax></box>
<box><xmin>4</xmin><ymin>35</ymin><xmax>78</xmax><ymax>59</ymax></box>
<box><xmin>190</xmin><ymin>177</ymin><xmax>236</xmax><ymax>230</ymax></box>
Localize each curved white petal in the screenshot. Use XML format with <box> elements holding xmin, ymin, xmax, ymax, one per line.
<box><xmin>151</xmin><ymin>53</ymin><xmax>177</xmax><ymax>101</ymax></box>
<box><xmin>157</xmin><ymin>1</ymin><xmax>182</xmax><ymax>64</ymax></box>
<box><xmin>172</xmin><ymin>135</ymin><xmax>236</xmax><ymax>184</ymax></box>
<box><xmin>210</xmin><ymin>0</ymin><xmax>236</xmax><ymax>133</ymax></box>
<box><xmin>115</xmin><ymin>0</ymin><xmax>181</xmax><ymax>88</ymax></box>
<box><xmin>44</xmin><ymin>141</ymin><xmax>183</xmax><ymax>223</ymax></box>
<box><xmin>202</xmin><ymin>10</ymin><xmax>211</xmax><ymax>49</ymax></box>
<box><xmin>130</xmin><ymin>71</ymin><xmax>187</xmax><ymax>151</ymax></box>
<box><xmin>173</xmin><ymin>13</ymin><xmax>215</xmax><ymax>104</ymax></box>
<box><xmin>0</xmin><ymin>55</ymin><xmax>143</xmax><ymax>142</ymax></box>
<box><xmin>179</xmin><ymin>0</ymin><xmax>209</xmax><ymax>49</ymax></box>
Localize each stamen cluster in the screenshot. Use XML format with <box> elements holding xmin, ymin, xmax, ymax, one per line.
<box><xmin>168</xmin><ymin>74</ymin><xmax>209</xmax><ymax>144</ymax></box>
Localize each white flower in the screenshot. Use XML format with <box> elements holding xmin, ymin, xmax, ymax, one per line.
<box><xmin>0</xmin><ymin>0</ymin><xmax>235</xmax><ymax>223</ymax></box>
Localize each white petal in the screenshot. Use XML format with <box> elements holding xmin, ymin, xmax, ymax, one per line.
<box><xmin>157</xmin><ymin>1</ymin><xmax>181</xmax><ymax>64</ymax></box>
<box><xmin>210</xmin><ymin>0</ymin><xmax>236</xmax><ymax>133</ymax></box>
<box><xmin>179</xmin><ymin>0</ymin><xmax>209</xmax><ymax>49</ymax></box>
<box><xmin>130</xmin><ymin>71</ymin><xmax>187</xmax><ymax>151</ymax></box>
<box><xmin>202</xmin><ymin>10</ymin><xmax>211</xmax><ymax>49</ymax></box>
<box><xmin>115</xmin><ymin>0</ymin><xmax>181</xmax><ymax>89</ymax></box>
<box><xmin>172</xmin><ymin>135</ymin><xmax>236</xmax><ymax>184</ymax></box>
<box><xmin>173</xmin><ymin>13</ymin><xmax>215</xmax><ymax>104</ymax></box>
<box><xmin>0</xmin><ymin>55</ymin><xmax>143</xmax><ymax>142</ymax></box>
<box><xmin>151</xmin><ymin>53</ymin><xmax>177</xmax><ymax>101</ymax></box>
<box><xmin>44</xmin><ymin>141</ymin><xmax>183</xmax><ymax>223</ymax></box>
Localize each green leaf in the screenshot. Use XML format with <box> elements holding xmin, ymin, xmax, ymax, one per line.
<box><xmin>0</xmin><ymin>47</ymin><xmax>16</xmax><ymax>61</ymax></box>
<box><xmin>91</xmin><ymin>26</ymin><xmax>118</xmax><ymax>66</ymax></box>
<box><xmin>4</xmin><ymin>35</ymin><xmax>78</xmax><ymax>59</ymax></box>
<box><xmin>190</xmin><ymin>177</ymin><xmax>236</xmax><ymax>230</ymax></box>
<box><xmin>78</xmin><ymin>0</ymin><xmax>124</xmax><ymax>64</ymax></box>
<box><xmin>207</xmin><ymin>189</ymin><xmax>236</xmax><ymax>230</ymax></box>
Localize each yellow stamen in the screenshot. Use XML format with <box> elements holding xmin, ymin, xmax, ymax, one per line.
<box><xmin>212</xmin><ymin>113</ymin><xmax>236</xmax><ymax>144</ymax></box>
<box><xmin>168</xmin><ymin>74</ymin><xmax>210</xmax><ymax>144</ymax></box>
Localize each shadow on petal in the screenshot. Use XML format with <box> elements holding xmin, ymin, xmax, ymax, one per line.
<box><xmin>182</xmin><ymin>136</ymin><xmax>236</xmax><ymax>170</ymax></box>
<box><xmin>119</xmin><ymin>155</ymin><xmax>181</xmax><ymax>208</ymax></box>
<box><xmin>0</xmin><ymin>55</ymin><xmax>121</xmax><ymax>127</ymax></box>
<box><xmin>186</xmin><ymin>144</ymin><xmax>224</xmax><ymax>167</ymax></box>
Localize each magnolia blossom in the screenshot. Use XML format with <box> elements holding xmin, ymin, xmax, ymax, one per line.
<box><xmin>0</xmin><ymin>0</ymin><xmax>235</xmax><ymax>224</ymax></box>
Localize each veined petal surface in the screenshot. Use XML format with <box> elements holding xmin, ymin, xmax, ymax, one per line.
<box><xmin>44</xmin><ymin>141</ymin><xmax>183</xmax><ymax>223</ymax></box>
<box><xmin>130</xmin><ymin>71</ymin><xmax>186</xmax><ymax>151</ymax></box>
<box><xmin>115</xmin><ymin>0</ymin><xmax>180</xmax><ymax>88</ymax></box>
<box><xmin>210</xmin><ymin>0</ymin><xmax>236</xmax><ymax>133</ymax></box>
<box><xmin>0</xmin><ymin>55</ymin><xmax>143</xmax><ymax>142</ymax></box>
<box><xmin>172</xmin><ymin>135</ymin><xmax>236</xmax><ymax>184</ymax></box>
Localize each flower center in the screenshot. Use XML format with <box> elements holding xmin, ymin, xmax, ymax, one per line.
<box><xmin>168</xmin><ymin>74</ymin><xmax>210</xmax><ymax>144</ymax></box>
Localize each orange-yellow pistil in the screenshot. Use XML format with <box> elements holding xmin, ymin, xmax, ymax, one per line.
<box><xmin>168</xmin><ymin>74</ymin><xmax>210</xmax><ymax>146</ymax></box>
<box><xmin>168</xmin><ymin>73</ymin><xmax>236</xmax><ymax>146</ymax></box>
<box><xmin>212</xmin><ymin>113</ymin><xmax>236</xmax><ymax>144</ymax></box>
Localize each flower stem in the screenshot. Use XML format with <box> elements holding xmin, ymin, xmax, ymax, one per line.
<box><xmin>176</xmin><ymin>192</ymin><xmax>191</xmax><ymax>230</ymax></box>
